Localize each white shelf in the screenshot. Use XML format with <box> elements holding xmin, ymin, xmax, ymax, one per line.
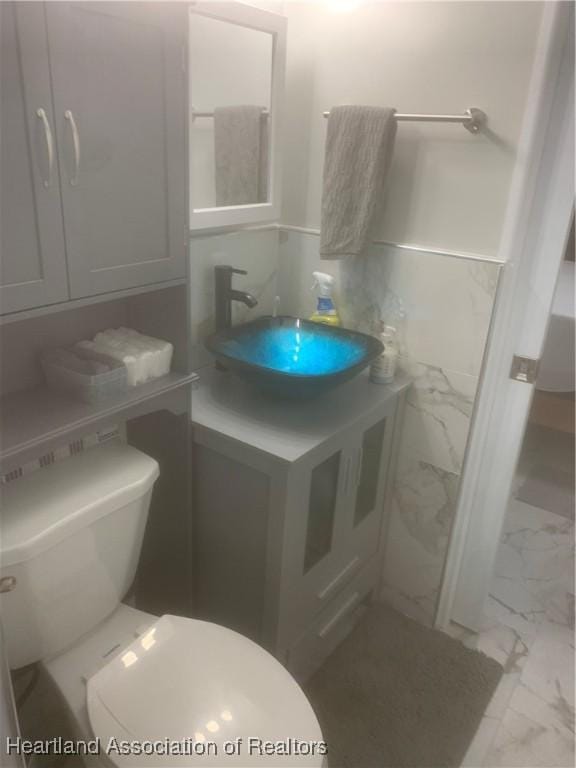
<box><xmin>0</xmin><ymin>372</ymin><xmax>198</xmax><ymax>467</ymax></box>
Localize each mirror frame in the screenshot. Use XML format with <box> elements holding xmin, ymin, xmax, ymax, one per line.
<box><xmin>188</xmin><ymin>2</ymin><xmax>286</xmax><ymax>231</ymax></box>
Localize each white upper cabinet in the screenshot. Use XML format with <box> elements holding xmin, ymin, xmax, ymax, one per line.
<box><xmin>0</xmin><ymin>2</ymin><xmax>187</xmax><ymax>314</ymax></box>
<box><xmin>0</xmin><ymin>3</ymin><xmax>69</xmax><ymax>314</ymax></box>
<box><xmin>188</xmin><ymin>2</ymin><xmax>286</xmax><ymax>230</ymax></box>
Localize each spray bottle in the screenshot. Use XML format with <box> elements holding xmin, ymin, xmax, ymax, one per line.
<box><xmin>309</xmin><ymin>272</ymin><xmax>341</xmax><ymax>327</ymax></box>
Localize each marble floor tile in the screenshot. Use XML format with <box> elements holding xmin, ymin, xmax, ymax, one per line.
<box><xmin>483</xmin><ymin>672</ymin><xmax>523</xmax><ymax>722</ymax></box>
<box><xmin>458</xmin><ymin>494</ymin><xmax>575</xmax><ymax>768</ymax></box>
<box><xmin>475</xmin><ymin>621</ymin><xmax>534</xmax><ymax>676</ymax></box>
<box><xmin>519</xmin><ymin>621</ymin><xmax>574</xmax><ymax>734</ymax></box>
<box><xmin>460</xmin><ymin>621</ymin><xmax>574</xmax><ymax>768</ymax></box>
<box><xmin>462</xmin><ymin>714</ymin><xmax>501</xmax><ymax>767</ymax></box>
<box><xmin>482</xmin><ymin>594</ymin><xmax>543</xmax><ymax>643</ymax></box>
<box><xmin>488</xmin><ymin>500</ymin><xmax>574</xmax><ymax>637</ymax></box>
<box><xmin>485</xmin><ymin>683</ymin><xmax>574</xmax><ymax>768</ymax></box>
<box><xmin>455</xmin><ymin>620</ymin><xmax>534</xmax><ymax>722</ymax></box>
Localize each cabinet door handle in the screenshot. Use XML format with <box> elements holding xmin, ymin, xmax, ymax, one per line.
<box><xmin>64</xmin><ymin>110</ymin><xmax>80</xmax><ymax>186</ymax></box>
<box><xmin>36</xmin><ymin>108</ymin><xmax>54</xmax><ymax>188</ymax></box>
<box><xmin>317</xmin><ymin>555</ymin><xmax>361</xmax><ymax>601</ymax></box>
<box><xmin>317</xmin><ymin>592</ymin><xmax>361</xmax><ymax>639</ymax></box>
<box><xmin>356</xmin><ymin>446</ymin><xmax>364</xmax><ymax>487</ymax></box>
<box><xmin>342</xmin><ymin>456</ymin><xmax>351</xmax><ymax>495</ymax></box>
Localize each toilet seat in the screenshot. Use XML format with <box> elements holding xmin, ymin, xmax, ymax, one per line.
<box><xmin>87</xmin><ymin>615</ymin><xmax>325</xmax><ymax>767</ymax></box>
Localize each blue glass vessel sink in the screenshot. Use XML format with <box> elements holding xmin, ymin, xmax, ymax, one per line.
<box><xmin>206</xmin><ymin>316</ymin><xmax>383</xmax><ymax>398</ymax></box>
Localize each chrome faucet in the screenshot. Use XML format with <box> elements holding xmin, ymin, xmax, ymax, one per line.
<box><xmin>214</xmin><ymin>265</ymin><xmax>258</xmax><ymax>331</ymax></box>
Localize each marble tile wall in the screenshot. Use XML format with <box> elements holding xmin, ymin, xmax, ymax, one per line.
<box><xmin>277</xmin><ymin>229</ymin><xmax>502</xmax><ymax>625</ymax></box>
<box><xmin>189</xmin><ymin>228</ymin><xmax>280</xmax><ymax>370</ymax></box>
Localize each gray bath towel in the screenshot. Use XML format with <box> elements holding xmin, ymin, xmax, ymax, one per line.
<box><xmin>320</xmin><ymin>106</ymin><xmax>397</xmax><ymax>259</ymax></box>
<box><xmin>214</xmin><ymin>105</ymin><xmax>268</xmax><ymax>207</ymax></box>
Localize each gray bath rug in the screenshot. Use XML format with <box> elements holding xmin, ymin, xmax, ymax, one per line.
<box><xmin>516</xmin><ymin>464</ymin><xmax>575</xmax><ymax>520</ymax></box>
<box><xmin>306</xmin><ymin>603</ymin><xmax>502</xmax><ymax>768</ymax></box>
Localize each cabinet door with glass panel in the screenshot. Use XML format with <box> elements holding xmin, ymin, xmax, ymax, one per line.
<box><xmin>278</xmin><ymin>439</ymin><xmax>351</xmax><ymax>641</ymax></box>
<box><xmin>279</xmin><ymin>403</ymin><xmax>395</xmax><ymax>646</ymax></box>
<box><xmin>341</xmin><ymin>400</ymin><xmax>396</xmax><ymax>560</ymax></box>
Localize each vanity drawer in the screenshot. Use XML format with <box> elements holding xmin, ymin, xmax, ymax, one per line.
<box><xmin>278</xmin><ymin>537</ymin><xmax>376</xmax><ymax>649</ymax></box>
<box><xmin>286</xmin><ymin>555</ymin><xmax>379</xmax><ymax>683</ymax></box>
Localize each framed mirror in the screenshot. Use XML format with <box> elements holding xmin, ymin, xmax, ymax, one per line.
<box><xmin>189</xmin><ymin>2</ymin><xmax>286</xmax><ymax>230</ymax></box>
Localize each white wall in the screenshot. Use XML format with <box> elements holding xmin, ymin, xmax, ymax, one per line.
<box><xmin>281</xmin><ymin>1</ymin><xmax>543</xmax><ymax>258</ymax></box>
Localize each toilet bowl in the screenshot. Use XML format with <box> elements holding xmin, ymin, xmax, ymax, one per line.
<box><xmin>44</xmin><ymin>606</ymin><xmax>324</xmax><ymax>767</ymax></box>
<box><xmin>0</xmin><ymin>443</ymin><xmax>324</xmax><ymax>767</ymax></box>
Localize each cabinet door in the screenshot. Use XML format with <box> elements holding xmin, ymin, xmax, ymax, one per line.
<box><xmin>46</xmin><ymin>2</ymin><xmax>187</xmax><ymax>298</ymax></box>
<box><xmin>344</xmin><ymin>401</ymin><xmax>396</xmax><ymax>558</ymax></box>
<box><xmin>302</xmin><ymin>448</ymin><xmax>343</xmax><ymax>575</ymax></box>
<box><xmin>278</xmin><ymin>441</ymin><xmax>354</xmax><ymax>645</ymax></box>
<box><xmin>285</xmin><ymin>443</ymin><xmax>350</xmax><ymax>599</ymax></box>
<box><xmin>0</xmin><ymin>3</ymin><xmax>69</xmax><ymax>314</ymax></box>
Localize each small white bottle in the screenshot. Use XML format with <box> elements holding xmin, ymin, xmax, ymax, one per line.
<box><xmin>370</xmin><ymin>325</ymin><xmax>398</xmax><ymax>384</ymax></box>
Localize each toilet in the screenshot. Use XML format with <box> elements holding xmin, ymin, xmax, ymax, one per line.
<box><xmin>0</xmin><ymin>442</ymin><xmax>325</xmax><ymax>766</ymax></box>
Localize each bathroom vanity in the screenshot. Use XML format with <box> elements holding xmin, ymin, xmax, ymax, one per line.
<box><xmin>191</xmin><ymin>368</ymin><xmax>410</xmax><ymax>680</ymax></box>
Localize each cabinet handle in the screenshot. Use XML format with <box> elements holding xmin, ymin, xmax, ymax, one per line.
<box><xmin>64</xmin><ymin>110</ymin><xmax>80</xmax><ymax>186</ymax></box>
<box><xmin>356</xmin><ymin>446</ymin><xmax>364</xmax><ymax>487</ymax></box>
<box><xmin>36</xmin><ymin>108</ymin><xmax>54</xmax><ymax>188</ymax></box>
<box><xmin>342</xmin><ymin>457</ymin><xmax>351</xmax><ymax>495</ymax></box>
<box><xmin>317</xmin><ymin>555</ymin><xmax>361</xmax><ymax>601</ymax></box>
<box><xmin>317</xmin><ymin>592</ymin><xmax>361</xmax><ymax>639</ymax></box>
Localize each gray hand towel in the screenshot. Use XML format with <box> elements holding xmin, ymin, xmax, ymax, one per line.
<box><xmin>320</xmin><ymin>106</ymin><xmax>397</xmax><ymax>259</ymax></box>
<box><xmin>214</xmin><ymin>105</ymin><xmax>268</xmax><ymax>207</ymax></box>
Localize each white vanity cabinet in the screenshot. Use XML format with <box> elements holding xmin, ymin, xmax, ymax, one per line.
<box><xmin>0</xmin><ymin>2</ymin><xmax>187</xmax><ymax>314</ymax></box>
<box><xmin>191</xmin><ymin>370</ymin><xmax>410</xmax><ymax>680</ymax></box>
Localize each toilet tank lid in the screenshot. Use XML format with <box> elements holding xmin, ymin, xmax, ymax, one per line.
<box><xmin>0</xmin><ymin>442</ymin><xmax>159</xmax><ymax>568</ymax></box>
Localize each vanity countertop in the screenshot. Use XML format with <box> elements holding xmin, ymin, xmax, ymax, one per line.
<box><xmin>191</xmin><ymin>367</ymin><xmax>412</xmax><ymax>463</ymax></box>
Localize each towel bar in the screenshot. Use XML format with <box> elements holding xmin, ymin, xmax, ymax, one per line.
<box><xmin>322</xmin><ymin>107</ymin><xmax>486</xmax><ymax>134</ymax></box>
<box><xmin>191</xmin><ymin>107</ymin><xmax>486</xmax><ymax>132</ymax></box>
<box><xmin>191</xmin><ymin>108</ymin><xmax>269</xmax><ymax>120</ymax></box>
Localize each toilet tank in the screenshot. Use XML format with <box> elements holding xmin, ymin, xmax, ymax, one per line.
<box><xmin>0</xmin><ymin>442</ymin><xmax>159</xmax><ymax>669</ymax></box>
